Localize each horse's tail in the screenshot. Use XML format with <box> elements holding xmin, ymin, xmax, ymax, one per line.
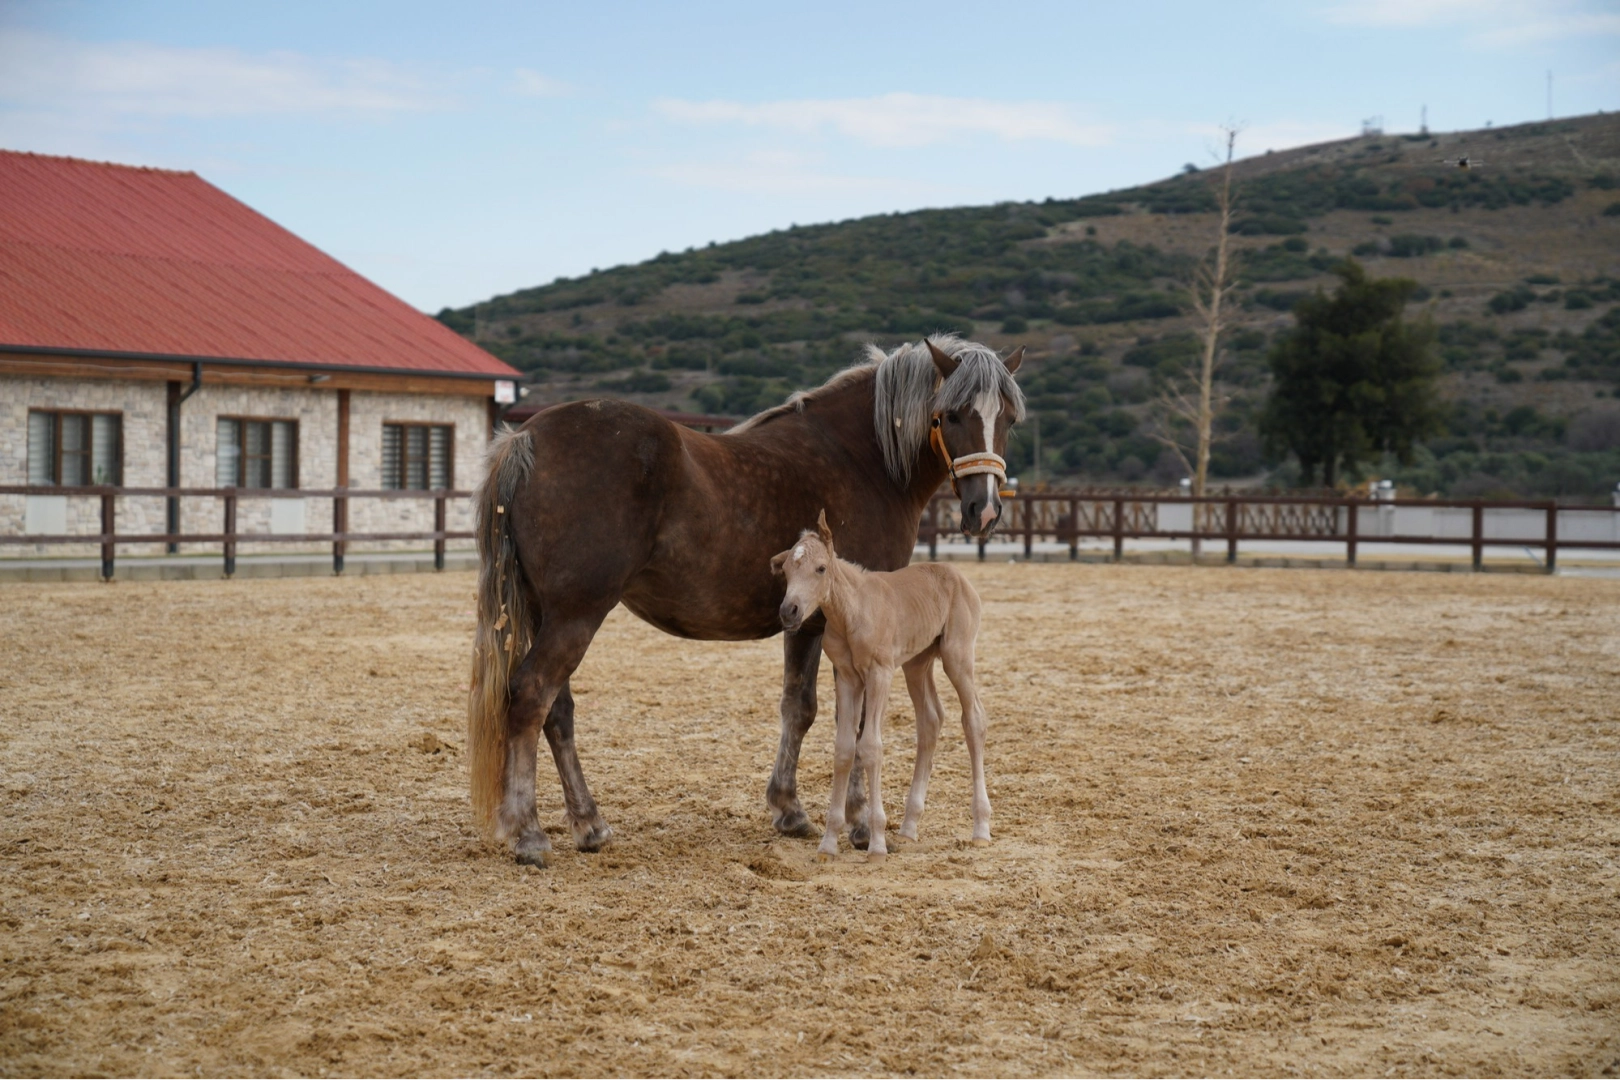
<box><xmin>467</xmin><ymin>425</ymin><xmax>536</xmax><ymax>838</ymax></box>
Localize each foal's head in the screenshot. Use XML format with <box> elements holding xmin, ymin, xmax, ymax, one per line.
<box><xmin>770</xmin><ymin>510</ymin><xmax>837</xmax><ymax>632</ymax></box>
<box><xmin>926</xmin><ymin>339</ymin><xmax>1024</xmax><ymax>539</ymax></box>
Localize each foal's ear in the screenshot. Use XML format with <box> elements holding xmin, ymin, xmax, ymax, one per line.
<box><xmin>816</xmin><ymin>509</ymin><xmax>835</xmax><ymax>549</ymax></box>
<box><xmin>769</xmin><ymin>550</ymin><xmax>790</xmax><ymax>577</ymax></box>
<box><xmin>1002</xmin><ymin>345</ymin><xmax>1025</xmax><ymax>374</ymax></box>
<box><xmin>926</xmin><ymin>338</ymin><xmax>960</xmax><ymax>378</ymax></box>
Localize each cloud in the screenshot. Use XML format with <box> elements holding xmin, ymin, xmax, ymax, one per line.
<box><xmin>1321</xmin><ymin>0</ymin><xmax>1620</xmax><ymax>44</ymax></box>
<box><xmin>654</xmin><ymin>92</ymin><xmax>1112</xmax><ymax>149</ymax></box>
<box><xmin>511</xmin><ymin>68</ymin><xmax>569</xmax><ymax>98</ymax></box>
<box><xmin>0</xmin><ymin>29</ymin><xmax>438</xmax><ymax>118</ymax></box>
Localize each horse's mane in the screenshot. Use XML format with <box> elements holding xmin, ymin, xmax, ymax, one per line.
<box><xmin>727</xmin><ymin>335</ymin><xmax>1024</xmax><ymax>488</ymax></box>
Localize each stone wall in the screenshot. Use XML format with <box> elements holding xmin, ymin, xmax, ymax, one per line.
<box><xmin>3</xmin><ymin>373</ymin><xmax>487</xmax><ymax>561</ymax></box>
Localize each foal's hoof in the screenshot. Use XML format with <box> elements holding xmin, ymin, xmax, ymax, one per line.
<box><xmin>971</xmin><ymin>836</ymin><xmax>993</xmax><ymax>848</ymax></box>
<box><xmin>575</xmin><ymin>823</ymin><xmax>614</xmax><ymax>853</ymax></box>
<box><xmin>514</xmin><ymin>848</ymin><xmax>550</xmax><ymax>868</ymax></box>
<box><xmin>849</xmin><ymin>824</ymin><xmax>871</xmax><ymax>851</ymax></box>
<box><xmin>866</xmin><ymin>851</ymin><xmax>887</xmax><ymax>865</ymax></box>
<box><xmin>773</xmin><ymin>808</ymin><xmax>814</xmax><ymax>838</ymax></box>
<box><xmin>815</xmin><ymin>850</ymin><xmax>837</xmax><ymax>863</ymax></box>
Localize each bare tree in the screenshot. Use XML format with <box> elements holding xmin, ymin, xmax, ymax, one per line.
<box><xmin>1149</xmin><ymin>126</ymin><xmax>1241</xmax><ymax>502</ymax></box>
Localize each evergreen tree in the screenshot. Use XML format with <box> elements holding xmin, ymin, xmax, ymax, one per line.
<box><xmin>1259</xmin><ymin>260</ymin><xmax>1441</xmax><ymax>487</ymax></box>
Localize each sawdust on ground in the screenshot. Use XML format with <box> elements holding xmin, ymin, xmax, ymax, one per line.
<box><xmin>1</xmin><ymin>564</ymin><xmax>1616</xmax><ymax>1077</ymax></box>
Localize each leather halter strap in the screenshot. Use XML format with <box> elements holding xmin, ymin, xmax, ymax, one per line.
<box><xmin>930</xmin><ymin>415</ymin><xmax>1007</xmax><ymax>497</ymax></box>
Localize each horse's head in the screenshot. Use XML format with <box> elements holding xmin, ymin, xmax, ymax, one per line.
<box><xmin>926</xmin><ymin>339</ymin><xmax>1024</xmax><ymax>540</ymax></box>
<box><xmin>770</xmin><ymin>510</ymin><xmax>837</xmax><ymax>632</ymax></box>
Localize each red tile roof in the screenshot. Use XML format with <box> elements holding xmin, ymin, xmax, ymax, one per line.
<box><xmin>0</xmin><ymin>150</ymin><xmax>518</xmax><ymax>379</ymax></box>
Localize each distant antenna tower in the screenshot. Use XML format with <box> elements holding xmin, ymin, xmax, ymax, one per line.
<box><xmin>1361</xmin><ymin>115</ymin><xmax>1384</xmax><ymax>137</ymax></box>
<box><xmin>1420</xmin><ymin>105</ymin><xmax>1428</xmax><ymax>136</ymax></box>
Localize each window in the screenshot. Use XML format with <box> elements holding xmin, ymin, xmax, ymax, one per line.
<box><xmin>27</xmin><ymin>410</ymin><xmax>122</xmax><ymax>486</ymax></box>
<box><xmin>217</xmin><ymin>418</ymin><xmax>297</xmax><ymax>488</ymax></box>
<box><xmin>382</xmin><ymin>423</ymin><xmax>453</xmax><ymax>489</ymax></box>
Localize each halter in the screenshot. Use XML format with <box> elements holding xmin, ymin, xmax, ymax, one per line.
<box><xmin>930</xmin><ymin>415</ymin><xmax>1008</xmax><ymax>498</ymax></box>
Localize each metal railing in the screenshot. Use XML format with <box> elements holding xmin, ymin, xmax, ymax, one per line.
<box><xmin>919</xmin><ymin>491</ymin><xmax>1620</xmax><ymax>572</ymax></box>
<box><xmin>0</xmin><ymin>484</ymin><xmax>471</xmax><ymax>579</ymax></box>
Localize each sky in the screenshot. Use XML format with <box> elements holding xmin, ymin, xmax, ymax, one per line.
<box><xmin>2</xmin><ymin>1</ymin><xmax>1617</xmax><ymax>312</ymax></box>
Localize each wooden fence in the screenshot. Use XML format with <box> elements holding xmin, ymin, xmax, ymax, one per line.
<box><xmin>918</xmin><ymin>491</ymin><xmax>1620</xmax><ymax>572</ymax></box>
<box><xmin>0</xmin><ymin>484</ymin><xmax>471</xmax><ymax>579</ymax></box>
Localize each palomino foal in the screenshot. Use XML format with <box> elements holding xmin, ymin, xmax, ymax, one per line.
<box><xmin>772</xmin><ymin>511</ymin><xmax>991</xmax><ymax>861</ymax></box>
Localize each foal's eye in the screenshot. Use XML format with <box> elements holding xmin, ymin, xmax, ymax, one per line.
<box><xmin>816</xmin><ymin>566</ymin><xmax>826</xmax><ymax>574</ymax></box>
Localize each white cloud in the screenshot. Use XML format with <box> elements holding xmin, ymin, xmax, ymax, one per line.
<box><xmin>1321</xmin><ymin>0</ymin><xmax>1620</xmax><ymax>44</ymax></box>
<box><xmin>0</xmin><ymin>29</ymin><xmax>438</xmax><ymax>118</ymax></box>
<box><xmin>511</xmin><ymin>68</ymin><xmax>569</xmax><ymax>98</ymax></box>
<box><xmin>654</xmin><ymin>92</ymin><xmax>1113</xmax><ymax>149</ymax></box>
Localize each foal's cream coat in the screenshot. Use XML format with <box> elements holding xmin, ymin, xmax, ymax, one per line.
<box><xmin>772</xmin><ymin>512</ymin><xmax>991</xmax><ymax>860</ymax></box>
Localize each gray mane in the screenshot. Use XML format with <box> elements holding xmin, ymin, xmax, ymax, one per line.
<box><xmin>874</xmin><ymin>334</ymin><xmax>1026</xmax><ymax>487</ymax></box>
<box><xmin>727</xmin><ymin>333</ymin><xmax>1024</xmax><ymax>489</ymax></box>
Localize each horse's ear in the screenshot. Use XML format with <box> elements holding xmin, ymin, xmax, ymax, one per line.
<box><xmin>1003</xmin><ymin>345</ymin><xmax>1025</xmax><ymax>374</ymax></box>
<box><xmin>926</xmin><ymin>338</ymin><xmax>960</xmax><ymax>378</ymax></box>
<box><xmin>816</xmin><ymin>509</ymin><xmax>834</xmax><ymax>549</ymax></box>
<box><xmin>770</xmin><ymin>550</ymin><xmax>790</xmax><ymax>577</ymax></box>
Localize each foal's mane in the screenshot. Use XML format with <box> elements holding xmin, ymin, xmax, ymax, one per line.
<box><xmin>725</xmin><ymin>334</ymin><xmax>1025</xmax><ymax>488</ymax></box>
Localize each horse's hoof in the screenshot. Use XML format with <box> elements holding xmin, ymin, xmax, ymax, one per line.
<box><xmin>514</xmin><ymin>848</ymin><xmax>550</xmax><ymax>868</ymax></box>
<box><xmin>971</xmin><ymin>836</ymin><xmax>992</xmax><ymax>848</ymax></box>
<box><xmin>576</xmin><ymin>823</ymin><xmax>614</xmax><ymax>853</ymax></box>
<box><xmin>866</xmin><ymin>851</ymin><xmax>887</xmax><ymax>864</ymax></box>
<box><xmin>849</xmin><ymin>824</ymin><xmax>871</xmax><ymax>850</ymax></box>
<box><xmin>815</xmin><ymin>850</ymin><xmax>837</xmax><ymax>863</ymax></box>
<box><xmin>895</xmin><ymin>831</ymin><xmax>918</xmax><ymax>845</ymax></box>
<box><xmin>773</xmin><ymin>809</ymin><xmax>814</xmax><ymax>838</ymax></box>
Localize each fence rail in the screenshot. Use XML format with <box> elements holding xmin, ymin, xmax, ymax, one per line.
<box><xmin>0</xmin><ymin>484</ymin><xmax>472</xmax><ymax>579</ymax></box>
<box><xmin>918</xmin><ymin>491</ymin><xmax>1620</xmax><ymax>572</ymax></box>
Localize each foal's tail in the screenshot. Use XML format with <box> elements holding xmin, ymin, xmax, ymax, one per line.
<box><xmin>467</xmin><ymin>425</ymin><xmax>536</xmax><ymax>837</ymax></box>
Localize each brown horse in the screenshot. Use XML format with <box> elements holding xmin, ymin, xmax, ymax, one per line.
<box><xmin>467</xmin><ymin>335</ymin><xmax>1024</xmax><ymax>865</ymax></box>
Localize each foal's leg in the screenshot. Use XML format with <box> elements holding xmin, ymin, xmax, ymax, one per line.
<box><xmin>766</xmin><ymin>627</ymin><xmax>821</xmax><ymax>837</ymax></box>
<box><xmin>940</xmin><ymin>640</ymin><xmax>992</xmax><ymax>845</ymax></box>
<box><xmin>818</xmin><ymin>670</ymin><xmax>863</xmax><ymax>859</ymax></box>
<box><xmin>899</xmin><ymin>648</ymin><xmax>944</xmax><ymax>842</ymax></box>
<box><xmin>858</xmin><ymin>667</ymin><xmax>896</xmax><ymax>861</ymax></box>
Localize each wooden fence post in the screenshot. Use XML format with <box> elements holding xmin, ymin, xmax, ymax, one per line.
<box><xmin>223</xmin><ymin>491</ymin><xmax>237</xmax><ymax>578</ymax></box>
<box><xmin>1068</xmin><ymin>497</ymin><xmax>1079</xmax><ymax>561</ymax></box>
<box><xmin>1471</xmin><ymin>503</ymin><xmax>1483</xmax><ymax>571</ymax></box>
<box><xmin>1023</xmin><ymin>496</ymin><xmax>1033</xmax><ymax>559</ymax></box>
<box><xmin>1346</xmin><ymin>500</ymin><xmax>1358</xmax><ymax>568</ymax></box>
<box><xmin>1545</xmin><ymin>501</ymin><xmax>1557</xmax><ymax>573</ymax></box>
<box><xmin>333</xmin><ymin>493</ymin><xmax>347</xmax><ymax>576</ymax></box>
<box><xmin>100</xmin><ymin>490</ymin><xmax>115</xmax><ymax>581</ymax></box>
<box><xmin>1225</xmin><ymin>497</ymin><xmax>1237</xmax><ymax>564</ymax></box>
<box><xmin>1112</xmin><ymin>497</ymin><xmax>1125</xmax><ymax>563</ymax></box>
<box><xmin>434</xmin><ymin>494</ymin><xmax>447</xmax><ymax>571</ymax></box>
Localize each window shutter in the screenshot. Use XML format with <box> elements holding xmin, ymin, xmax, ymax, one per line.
<box><xmin>59</xmin><ymin>415</ymin><xmax>88</xmax><ymax>485</ymax></box>
<box><xmin>91</xmin><ymin>414</ymin><xmax>121</xmax><ymax>486</ymax></box>
<box><xmin>217</xmin><ymin>418</ymin><xmax>240</xmax><ymax>486</ymax></box>
<box><xmin>429</xmin><ymin>426</ymin><xmax>451</xmax><ymax>489</ymax></box>
<box><xmin>271</xmin><ymin>421</ymin><xmax>296</xmax><ymax>489</ymax></box>
<box><xmin>27</xmin><ymin>412</ymin><xmax>55</xmax><ymax>485</ymax></box>
<box><xmin>405</xmin><ymin>426</ymin><xmax>428</xmax><ymax>489</ymax></box>
<box><xmin>382</xmin><ymin>424</ymin><xmax>401</xmax><ymax>489</ymax></box>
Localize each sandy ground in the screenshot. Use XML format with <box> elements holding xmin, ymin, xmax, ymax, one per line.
<box><xmin>1</xmin><ymin>564</ymin><xmax>1617</xmax><ymax>1078</ymax></box>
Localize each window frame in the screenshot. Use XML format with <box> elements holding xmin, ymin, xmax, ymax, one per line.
<box><xmin>27</xmin><ymin>408</ymin><xmax>124</xmax><ymax>487</ymax></box>
<box><xmin>217</xmin><ymin>415</ymin><xmax>299</xmax><ymax>489</ymax></box>
<box><xmin>381</xmin><ymin>421</ymin><xmax>455</xmax><ymax>490</ymax></box>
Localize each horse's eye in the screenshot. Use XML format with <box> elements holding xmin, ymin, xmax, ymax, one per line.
<box><xmin>945</xmin><ymin>412</ymin><xmax>960</xmax><ymax>424</ymax></box>
<box><xmin>816</xmin><ymin>566</ymin><xmax>826</xmax><ymax>574</ymax></box>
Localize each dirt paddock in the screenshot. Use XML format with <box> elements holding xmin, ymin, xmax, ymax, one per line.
<box><xmin>1</xmin><ymin>564</ymin><xmax>1616</xmax><ymax>1077</ymax></box>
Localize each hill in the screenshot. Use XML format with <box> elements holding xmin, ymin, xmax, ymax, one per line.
<box><xmin>438</xmin><ymin>113</ymin><xmax>1620</xmax><ymax>498</ymax></box>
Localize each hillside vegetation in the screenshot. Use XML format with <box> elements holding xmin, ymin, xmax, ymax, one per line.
<box><xmin>440</xmin><ymin>113</ymin><xmax>1620</xmax><ymax>498</ymax></box>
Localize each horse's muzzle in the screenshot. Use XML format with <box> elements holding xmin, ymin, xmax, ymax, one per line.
<box><xmin>959</xmin><ymin>482</ymin><xmax>1004</xmax><ymax>540</ymax></box>
<box><xmin>779</xmin><ymin>601</ymin><xmax>805</xmax><ymax>632</ymax></box>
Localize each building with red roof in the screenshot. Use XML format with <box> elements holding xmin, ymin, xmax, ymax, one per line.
<box><xmin>1</xmin><ymin>149</ymin><xmax>521</xmax><ymax>556</ymax></box>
